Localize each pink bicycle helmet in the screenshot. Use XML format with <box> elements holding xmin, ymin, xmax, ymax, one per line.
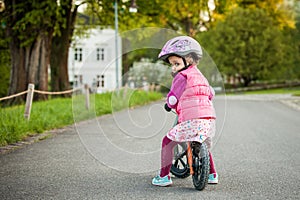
<box><xmin>158</xmin><ymin>36</ymin><xmax>203</xmax><ymax>63</ymax></box>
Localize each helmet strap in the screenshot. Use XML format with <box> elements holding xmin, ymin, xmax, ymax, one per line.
<box><xmin>178</xmin><ymin>57</ymin><xmax>191</xmax><ymax>72</ymax></box>
<box><xmin>178</xmin><ymin>64</ymin><xmax>191</xmax><ymax>73</ymax></box>
<box><xmin>170</xmin><ymin>56</ymin><xmax>191</xmax><ymax>77</ymax></box>
<box><xmin>172</xmin><ymin>63</ymin><xmax>191</xmax><ymax>77</ymax></box>
<box><xmin>179</xmin><ymin>57</ymin><xmax>192</xmax><ymax>72</ymax></box>
<box><xmin>182</xmin><ymin>57</ymin><xmax>188</xmax><ymax>68</ymax></box>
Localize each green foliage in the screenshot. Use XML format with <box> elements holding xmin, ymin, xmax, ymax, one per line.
<box><xmin>0</xmin><ymin>62</ymin><xmax>10</xmax><ymax>97</ymax></box>
<box><xmin>290</xmin><ymin>2</ymin><xmax>300</xmax><ymax>80</ymax></box>
<box><xmin>80</xmin><ymin>0</ymin><xmax>213</xmax><ymax>35</ymax></box>
<box><xmin>0</xmin><ymin>27</ymin><xmax>10</xmax><ymax>97</ymax></box>
<box><xmin>213</xmin><ymin>0</ymin><xmax>296</xmax><ymax>29</ymax></box>
<box><xmin>1</xmin><ymin>0</ymin><xmax>299</xmax><ymax>98</ymax></box>
<box><xmin>158</xmin><ymin>0</ymin><xmax>211</xmax><ymax>34</ymax></box>
<box><xmin>0</xmin><ymin>90</ymin><xmax>162</xmax><ymax>146</ymax></box>
<box><xmin>202</xmin><ymin>7</ymin><xmax>289</xmax><ymax>86</ymax></box>
<box><xmin>9</xmin><ymin>0</ymin><xmax>58</xmax><ymax>47</ymax></box>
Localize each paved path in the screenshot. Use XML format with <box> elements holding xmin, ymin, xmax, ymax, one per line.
<box><xmin>0</xmin><ymin>94</ymin><xmax>299</xmax><ymax>199</ymax></box>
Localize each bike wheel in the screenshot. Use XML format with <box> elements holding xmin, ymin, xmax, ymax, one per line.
<box><xmin>170</xmin><ymin>142</ymin><xmax>190</xmax><ymax>178</ymax></box>
<box><xmin>192</xmin><ymin>142</ymin><xmax>210</xmax><ymax>191</ymax></box>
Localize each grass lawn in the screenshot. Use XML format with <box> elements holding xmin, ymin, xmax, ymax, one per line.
<box><xmin>228</xmin><ymin>86</ymin><xmax>300</xmax><ymax>96</ymax></box>
<box><xmin>0</xmin><ymin>89</ymin><xmax>163</xmax><ymax>146</ymax></box>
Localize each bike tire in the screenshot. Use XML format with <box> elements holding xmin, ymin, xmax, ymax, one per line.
<box><xmin>170</xmin><ymin>142</ymin><xmax>190</xmax><ymax>179</ymax></box>
<box><xmin>192</xmin><ymin>142</ymin><xmax>210</xmax><ymax>191</ymax></box>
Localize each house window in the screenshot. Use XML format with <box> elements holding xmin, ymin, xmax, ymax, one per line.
<box><xmin>74</xmin><ymin>75</ymin><xmax>83</xmax><ymax>87</ymax></box>
<box><xmin>97</xmin><ymin>75</ymin><xmax>105</xmax><ymax>87</ymax></box>
<box><xmin>74</xmin><ymin>48</ymin><xmax>82</xmax><ymax>62</ymax></box>
<box><xmin>96</xmin><ymin>48</ymin><xmax>104</xmax><ymax>61</ymax></box>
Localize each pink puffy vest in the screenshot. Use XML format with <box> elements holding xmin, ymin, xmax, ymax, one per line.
<box><xmin>176</xmin><ymin>66</ymin><xmax>216</xmax><ymax>123</ymax></box>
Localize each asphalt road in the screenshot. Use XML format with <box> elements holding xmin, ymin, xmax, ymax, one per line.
<box><xmin>0</xmin><ymin>94</ymin><xmax>299</xmax><ymax>200</ymax></box>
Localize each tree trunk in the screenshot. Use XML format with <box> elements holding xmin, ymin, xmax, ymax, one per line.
<box><xmin>5</xmin><ymin>0</ymin><xmax>56</xmax><ymax>105</ymax></box>
<box><xmin>8</xmin><ymin>39</ymin><xmax>27</xmax><ymax>104</ymax></box>
<box><xmin>184</xmin><ymin>18</ymin><xmax>193</xmax><ymax>36</ymax></box>
<box><xmin>242</xmin><ymin>75</ymin><xmax>252</xmax><ymax>87</ymax></box>
<box><xmin>8</xmin><ymin>32</ymin><xmax>52</xmax><ymax>104</ymax></box>
<box><xmin>37</xmin><ymin>32</ymin><xmax>52</xmax><ymax>100</ymax></box>
<box><xmin>50</xmin><ymin>32</ymin><xmax>71</xmax><ymax>96</ymax></box>
<box><xmin>50</xmin><ymin>0</ymin><xmax>78</xmax><ymax>97</ymax></box>
<box><xmin>122</xmin><ymin>38</ymin><xmax>131</xmax><ymax>84</ymax></box>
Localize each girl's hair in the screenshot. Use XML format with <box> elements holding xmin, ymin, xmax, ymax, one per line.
<box><xmin>184</xmin><ymin>52</ymin><xmax>201</xmax><ymax>65</ymax></box>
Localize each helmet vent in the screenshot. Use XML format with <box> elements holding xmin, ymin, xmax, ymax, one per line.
<box><xmin>171</xmin><ymin>40</ymin><xmax>179</xmax><ymax>46</ymax></box>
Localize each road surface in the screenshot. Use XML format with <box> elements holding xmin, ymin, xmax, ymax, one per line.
<box><xmin>0</xmin><ymin>94</ymin><xmax>299</xmax><ymax>199</ymax></box>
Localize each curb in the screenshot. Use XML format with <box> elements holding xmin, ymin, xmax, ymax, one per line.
<box><xmin>280</xmin><ymin>99</ymin><xmax>300</xmax><ymax>111</ymax></box>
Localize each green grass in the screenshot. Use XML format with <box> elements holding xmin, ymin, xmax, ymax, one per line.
<box><xmin>0</xmin><ymin>89</ymin><xmax>163</xmax><ymax>146</ymax></box>
<box><xmin>228</xmin><ymin>86</ymin><xmax>300</xmax><ymax>96</ymax></box>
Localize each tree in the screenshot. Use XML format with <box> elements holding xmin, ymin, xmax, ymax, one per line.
<box><xmin>157</xmin><ymin>0</ymin><xmax>213</xmax><ymax>36</ymax></box>
<box><xmin>50</xmin><ymin>0</ymin><xmax>80</xmax><ymax>94</ymax></box>
<box><xmin>2</xmin><ymin>0</ymin><xmax>85</xmax><ymax>101</ymax></box>
<box><xmin>288</xmin><ymin>0</ymin><xmax>300</xmax><ymax>80</ymax></box>
<box><xmin>213</xmin><ymin>0</ymin><xmax>296</xmax><ymax>28</ymax></box>
<box><xmin>204</xmin><ymin>7</ymin><xmax>286</xmax><ymax>86</ymax></box>
<box><xmin>3</xmin><ymin>0</ymin><xmax>57</xmax><ymax>103</ymax></box>
<box><xmin>0</xmin><ymin>21</ymin><xmax>10</xmax><ymax>98</ymax></box>
<box><xmin>80</xmin><ymin>0</ymin><xmax>221</xmax><ymax>77</ymax></box>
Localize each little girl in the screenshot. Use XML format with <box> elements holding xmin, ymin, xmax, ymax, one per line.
<box><xmin>152</xmin><ymin>36</ymin><xmax>218</xmax><ymax>186</ymax></box>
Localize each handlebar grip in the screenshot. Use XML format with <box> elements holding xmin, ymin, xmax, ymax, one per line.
<box><xmin>164</xmin><ymin>103</ymin><xmax>171</xmax><ymax>112</ymax></box>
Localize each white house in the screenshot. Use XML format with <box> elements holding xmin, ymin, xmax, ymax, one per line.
<box><xmin>68</xmin><ymin>28</ymin><xmax>122</xmax><ymax>93</ymax></box>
